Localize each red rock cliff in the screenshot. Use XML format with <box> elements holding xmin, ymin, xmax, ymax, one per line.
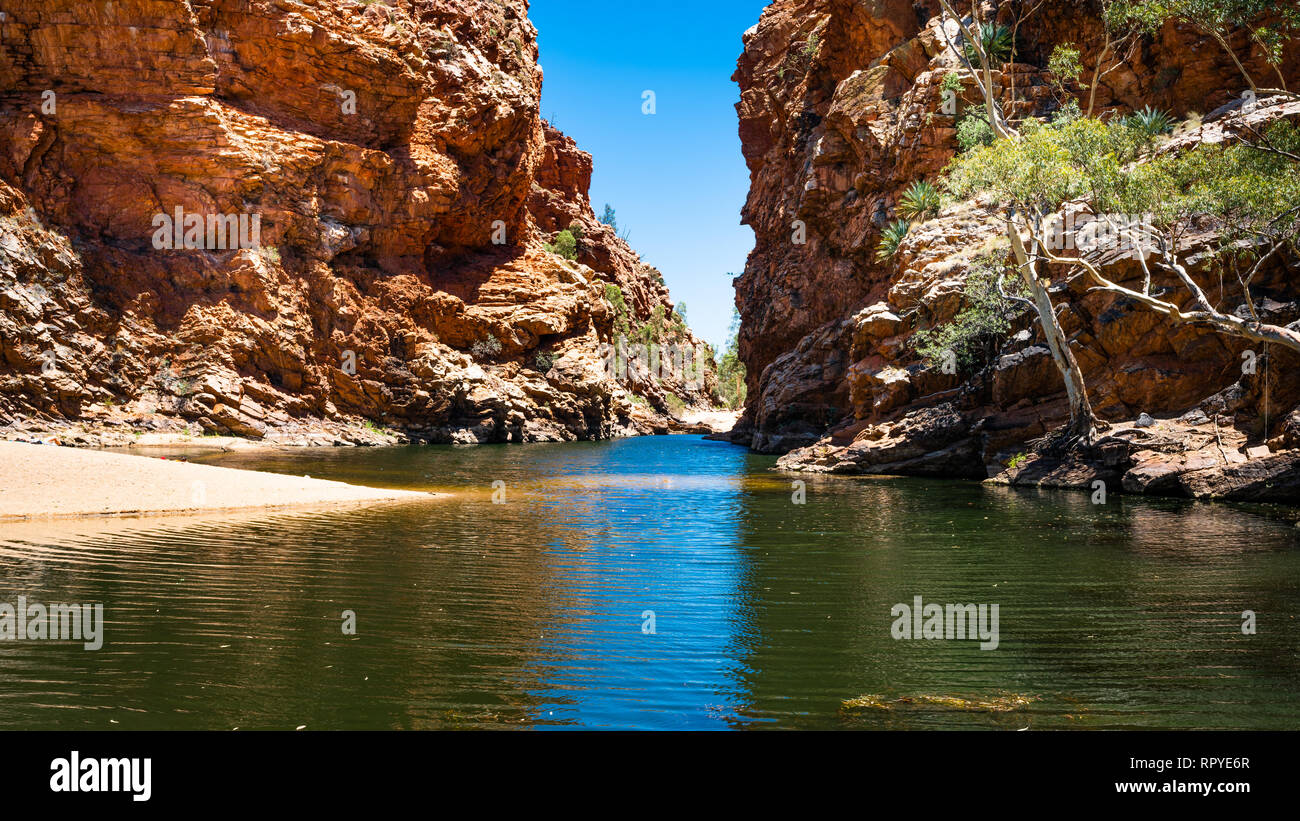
<box><xmin>731</xmin><ymin>0</ymin><xmax>1300</xmax><ymax>500</ymax></box>
<box><xmin>0</xmin><ymin>0</ymin><xmax>714</xmax><ymax>446</ymax></box>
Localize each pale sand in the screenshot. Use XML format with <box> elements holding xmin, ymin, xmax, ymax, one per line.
<box><xmin>681</xmin><ymin>408</ymin><xmax>742</xmax><ymax>432</ymax></box>
<box><xmin>0</xmin><ymin>441</ymin><xmax>435</xmax><ymax>521</ymax></box>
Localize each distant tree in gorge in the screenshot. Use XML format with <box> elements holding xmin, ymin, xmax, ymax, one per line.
<box><xmin>599</xmin><ymin>204</ymin><xmax>617</xmax><ymax>231</ymax></box>
<box><xmin>715</xmin><ymin>307</ymin><xmax>747</xmax><ymax>410</ymax></box>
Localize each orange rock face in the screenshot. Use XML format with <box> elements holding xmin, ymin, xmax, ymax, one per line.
<box><xmin>0</xmin><ymin>0</ymin><xmax>714</xmax><ymax>444</ymax></box>
<box><xmin>732</xmin><ymin>0</ymin><xmax>1300</xmax><ymax>496</ymax></box>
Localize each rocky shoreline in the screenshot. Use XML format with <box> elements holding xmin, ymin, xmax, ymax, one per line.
<box><xmin>1</xmin><ymin>406</ymin><xmax>737</xmax><ymax>450</ymax></box>
<box><xmin>770</xmin><ymin>409</ymin><xmax>1300</xmax><ymax>504</ymax></box>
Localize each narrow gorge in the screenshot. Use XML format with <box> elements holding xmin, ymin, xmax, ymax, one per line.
<box><xmin>1</xmin><ymin>0</ymin><xmax>1300</xmax><ymax>745</ymax></box>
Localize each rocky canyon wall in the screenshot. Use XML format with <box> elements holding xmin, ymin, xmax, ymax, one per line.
<box><xmin>0</xmin><ymin>0</ymin><xmax>714</xmax><ymax>446</ymax></box>
<box><xmin>730</xmin><ymin>0</ymin><xmax>1300</xmax><ymax>501</ymax></box>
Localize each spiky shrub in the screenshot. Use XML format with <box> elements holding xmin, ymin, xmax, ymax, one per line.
<box><xmin>876</xmin><ymin>219</ymin><xmax>911</xmax><ymax>262</ymax></box>
<box><xmin>898</xmin><ymin>181</ymin><xmax>942</xmax><ymax>221</ymax></box>
<box><xmin>964</xmin><ymin>22</ymin><xmax>1013</xmax><ymax>66</ymax></box>
<box><xmin>1121</xmin><ymin>106</ymin><xmax>1176</xmax><ymax>141</ymax></box>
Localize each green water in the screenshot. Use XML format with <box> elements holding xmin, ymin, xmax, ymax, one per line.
<box><xmin>1</xmin><ymin>435</ymin><xmax>1298</xmax><ymax>729</ymax></box>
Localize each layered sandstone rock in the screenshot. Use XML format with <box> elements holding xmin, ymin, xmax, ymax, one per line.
<box><xmin>0</xmin><ymin>0</ymin><xmax>715</xmax><ymax>446</ymax></box>
<box><xmin>733</xmin><ymin>0</ymin><xmax>1300</xmax><ymax>500</ymax></box>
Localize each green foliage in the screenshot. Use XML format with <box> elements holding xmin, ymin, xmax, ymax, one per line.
<box><xmin>630</xmin><ymin>305</ymin><xmax>670</xmax><ymax>347</ymax></box>
<box><xmin>715</xmin><ymin>308</ymin><xmax>747</xmax><ymax>410</ymax></box>
<box><xmin>546</xmin><ymin>229</ymin><xmax>578</xmax><ymax>260</ymax></box>
<box><xmin>674</xmin><ymin>301</ymin><xmax>687</xmax><ymax>324</ymax></box>
<box><xmin>663</xmin><ymin>391</ymin><xmax>686</xmax><ymax>417</ymax></box>
<box><xmin>876</xmin><ymin>219</ymin><xmax>911</xmax><ymax>261</ymax></box>
<box><xmin>899</xmin><ymin>180</ymin><xmax>942</xmax><ymax>222</ymax></box>
<box><xmin>604</xmin><ymin>283</ymin><xmax>631</xmax><ymax>337</ymax></box>
<box><xmin>471</xmin><ymin>333</ymin><xmax>502</xmax><ymax>360</ymax></box>
<box><xmin>1121</xmin><ymin>105</ymin><xmax>1176</xmax><ymax>141</ymax></box>
<box><xmin>1166</xmin><ymin>119</ymin><xmax>1300</xmax><ymax>250</ymax></box>
<box><xmin>1047</xmin><ymin>43</ymin><xmax>1084</xmax><ymax>94</ymax></box>
<box><xmin>1109</xmin><ymin>0</ymin><xmax>1299</xmax><ymax>39</ymax></box>
<box><xmin>956</xmin><ymin>113</ymin><xmax>995</xmax><ymax>152</ymax></box>
<box><xmin>599</xmin><ymin>204</ymin><xmax>617</xmax><ymax>230</ymax></box>
<box><xmin>1053</xmin><ymin>99</ymin><xmax>1084</xmax><ymax>125</ymax></box>
<box><xmin>945</xmin><ymin>111</ymin><xmax>1300</xmax><ymax>263</ymax></box>
<box><xmin>533</xmin><ymin>350</ymin><xmax>557</xmax><ymax>372</ymax></box>
<box><xmin>912</xmin><ymin>257</ymin><xmax>1028</xmax><ymax>373</ymax></box>
<box><xmin>802</xmin><ymin>32</ymin><xmax>821</xmax><ymax>59</ymax></box>
<box><xmin>604</xmin><ymin>283</ymin><xmax>693</xmax><ymax>350</ymax></box>
<box><xmin>965</xmin><ymin>22</ymin><xmax>1014</xmax><ymax>66</ymax></box>
<box><xmin>1007</xmin><ymin>452</ymin><xmax>1028</xmax><ymax>470</ymax></box>
<box><xmin>945</xmin><ymin>116</ymin><xmax>1148</xmax><ymax>215</ymax></box>
<box><xmin>567</xmin><ymin>219</ymin><xmax>585</xmax><ymax>239</ymax></box>
<box><xmin>1107</xmin><ymin>1</ymin><xmax>1299</xmax><ymax>71</ymax></box>
<box><xmin>941</xmin><ymin>72</ymin><xmax>964</xmax><ymax>94</ymax></box>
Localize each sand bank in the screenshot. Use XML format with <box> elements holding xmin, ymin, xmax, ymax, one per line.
<box><xmin>0</xmin><ymin>442</ymin><xmax>434</xmax><ymax>521</ymax></box>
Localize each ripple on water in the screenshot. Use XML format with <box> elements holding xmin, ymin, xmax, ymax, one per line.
<box><xmin>0</xmin><ymin>436</ymin><xmax>1297</xmax><ymax>729</ymax></box>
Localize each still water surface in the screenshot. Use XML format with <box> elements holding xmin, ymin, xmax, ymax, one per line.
<box><xmin>1</xmin><ymin>435</ymin><xmax>1298</xmax><ymax>729</ymax></box>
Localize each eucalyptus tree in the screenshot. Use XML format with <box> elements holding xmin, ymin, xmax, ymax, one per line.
<box><xmin>937</xmin><ymin>0</ymin><xmax>1099</xmax><ymax>441</ymax></box>
<box><xmin>935</xmin><ymin>0</ymin><xmax>1300</xmax><ymax>445</ymax></box>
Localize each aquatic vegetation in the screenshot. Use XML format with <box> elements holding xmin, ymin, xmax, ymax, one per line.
<box><xmin>842</xmin><ymin>693</ymin><xmax>1037</xmax><ymax>713</ymax></box>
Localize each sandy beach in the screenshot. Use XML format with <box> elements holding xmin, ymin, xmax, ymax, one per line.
<box><xmin>0</xmin><ymin>442</ymin><xmax>434</xmax><ymax>521</ymax></box>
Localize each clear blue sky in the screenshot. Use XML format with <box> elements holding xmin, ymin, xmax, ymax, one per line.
<box><xmin>531</xmin><ymin>0</ymin><xmax>770</xmax><ymax>353</ymax></box>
